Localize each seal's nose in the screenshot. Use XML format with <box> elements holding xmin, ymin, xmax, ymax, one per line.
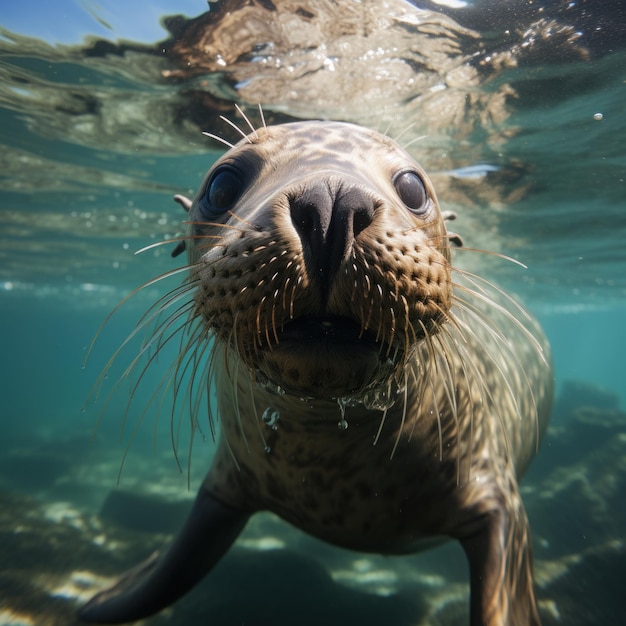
<box><xmin>290</xmin><ymin>181</ymin><xmax>375</xmax><ymax>293</ymax></box>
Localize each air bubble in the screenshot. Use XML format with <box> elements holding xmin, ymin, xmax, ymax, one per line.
<box><xmin>255</xmin><ymin>371</ymin><xmax>286</xmax><ymax>396</ymax></box>
<box><xmin>262</xmin><ymin>407</ymin><xmax>280</xmax><ymax>429</ymax></box>
<box><xmin>337</xmin><ymin>399</ymin><xmax>349</xmax><ymax>430</ymax></box>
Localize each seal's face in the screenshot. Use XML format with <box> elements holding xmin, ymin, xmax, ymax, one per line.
<box><xmin>188</xmin><ymin>121</ymin><xmax>451</xmax><ymax>399</ymax></box>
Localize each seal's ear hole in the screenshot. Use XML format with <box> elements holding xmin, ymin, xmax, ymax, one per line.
<box><xmin>202</xmin><ymin>166</ymin><xmax>244</xmax><ymax>215</ymax></box>
<box><xmin>393</xmin><ymin>170</ymin><xmax>428</xmax><ymax>215</ymax></box>
<box><xmin>447</xmin><ymin>232</ymin><xmax>464</xmax><ymax>248</ymax></box>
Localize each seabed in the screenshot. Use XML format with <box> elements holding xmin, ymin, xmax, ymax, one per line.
<box><xmin>1</xmin><ymin>380</ymin><xmax>625</xmax><ymax>626</ymax></box>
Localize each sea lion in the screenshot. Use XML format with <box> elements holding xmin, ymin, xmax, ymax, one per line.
<box><xmin>79</xmin><ymin>118</ymin><xmax>553</xmax><ymax>626</ymax></box>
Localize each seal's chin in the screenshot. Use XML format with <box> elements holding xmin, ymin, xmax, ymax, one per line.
<box><xmin>254</xmin><ymin>316</ymin><xmax>391</xmax><ymax>399</ymax></box>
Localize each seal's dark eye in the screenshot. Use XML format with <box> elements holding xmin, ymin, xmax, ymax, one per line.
<box><xmin>201</xmin><ymin>166</ymin><xmax>243</xmax><ymax>216</ymax></box>
<box><xmin>394</xmin><ymin>171</ymin><xmax>428</xmax><ymax>215</ymax></box>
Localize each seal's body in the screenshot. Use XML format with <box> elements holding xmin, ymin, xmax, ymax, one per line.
<box><xmin>80</xmin><ymin>121</ymin><xmax>552</xmax><ymax>626</ymax></box>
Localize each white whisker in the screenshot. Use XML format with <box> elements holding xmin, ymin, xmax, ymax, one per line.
<box><xmin>235</xmin><ymin>103</ymin><xmax>259</xmax><ymax>139</ymax></box>
<box><xmin>258</xmin><ymin>103</ymin><xmax>267</xmax><ymax>128</ymax></box>
<box><xmin>219</xmin><ymin>114</ymin><xmax>253</xmax><ymax>143</ymax></box>
<box><xmin>202</xmin><ymin>131</ymin><xmax>234</xmax><ymax>149</ymax></box>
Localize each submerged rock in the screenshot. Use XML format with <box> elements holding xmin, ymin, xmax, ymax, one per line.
<box><xmin>99</xmin><ymin>489</ymin><xmax>191</xmax><ymax>534</ymax></box>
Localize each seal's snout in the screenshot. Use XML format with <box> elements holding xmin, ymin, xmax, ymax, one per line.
<box><xmin>290</xmin><ymin>181</ymin><xmax>375</xmax><ymax>293</ymax></box>
<box><xmin>188</xmin><ymin>121</ymin><xmax>454</xmax><ymax>399</ymax></box>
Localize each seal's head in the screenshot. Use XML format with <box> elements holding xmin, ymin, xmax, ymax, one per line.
<box><xmin>186</xmin><ymin>121</ymin><xmax>453</xmax><ymax>400</ymax></box>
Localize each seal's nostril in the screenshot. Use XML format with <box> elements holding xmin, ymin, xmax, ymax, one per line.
<box><xmin>349</xmin><ymin>194</ymin><xmax>375</xmax><ymax>237</ymax></box>
<box><xmin>290</xmin><ymin>181</ymin><xmax>376</xmax><ymax>293</ymax></box>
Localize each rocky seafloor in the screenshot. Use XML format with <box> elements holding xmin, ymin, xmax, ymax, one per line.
<box><xmin>1</xmin><ymin>380</ymin><xmax>624</xmax><ymax>626</ymax></box>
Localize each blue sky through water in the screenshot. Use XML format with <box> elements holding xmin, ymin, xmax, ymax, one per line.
<box><xmin>2</xmin><ymin>0</ymin><xmax>205</xmax><ymax>44</ymax></box>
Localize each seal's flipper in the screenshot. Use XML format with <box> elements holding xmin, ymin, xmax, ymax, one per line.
<box><xmin>78</xmin><ymin>488</ymin><xmax>249</xmax><ymax>624</ymax></box>
<box><xmin>459</xmin><ymin>486</ymin><xmax>540</xmax><ymax>626</ymax></box>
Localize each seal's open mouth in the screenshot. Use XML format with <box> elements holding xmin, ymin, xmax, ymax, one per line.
<box><xmin>255</xmin><ymin>316</ymin><xmax>393</xmax><ymax>399</ymax></box>
<box><xmin>278</xmin><ymin>316</ymin><xmax>376</xmax><ymax>346</ymax></box>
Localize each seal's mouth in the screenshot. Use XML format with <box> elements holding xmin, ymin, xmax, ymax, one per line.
<box><xmin>278</xmin><ymin>316</ymin><xmax>376</xmax><ymax>346</ymax></box>
<box><xmin>253</xmin><ymin>315</ymin><xmax>396</xmax><ymax>399</ymax></box>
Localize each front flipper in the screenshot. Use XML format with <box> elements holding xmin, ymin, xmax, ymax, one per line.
<box><xmin>78</xmin><ymin>488</ymin><xmax>249</xmax><ymax>624</ymax></box>
<box><xmin>460</xmin><ymin>485</ymin><xmax>541</xmax><ymax>626</ymax></box>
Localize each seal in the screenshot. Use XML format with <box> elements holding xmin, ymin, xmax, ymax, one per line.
<box><xmin>79</xmin><ymin>118</ymin><xmax>553</xmax><ymax>626</ymax></box>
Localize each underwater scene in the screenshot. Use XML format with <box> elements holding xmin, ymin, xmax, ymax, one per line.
<box><xmin>1</xmin><ymin>1</ymin><xmax>625</xmax><ymax>624</ymax></box>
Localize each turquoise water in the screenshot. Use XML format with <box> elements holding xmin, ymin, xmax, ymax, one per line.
<box><xmin>1</xmin><ymin>1</ymin><xmax>625</xmax><ymax>625</ymax></box>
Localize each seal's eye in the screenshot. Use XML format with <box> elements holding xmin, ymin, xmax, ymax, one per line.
<box><xmin>394</xmin><ymin>171</ymin><xmax>428</xmax><ymax>215</ymax></box>
<box><xmin>201</xmin><ymin>166</ymin><xmax>244</xmax><ymax>216</ymax></box>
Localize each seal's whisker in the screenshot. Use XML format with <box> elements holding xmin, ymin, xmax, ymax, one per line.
<box><xmin>400</xmin><ymin>294</ymin><xmax>411</xmax><ymax>358</ymax></box>
<box><xmin>401</xmin><ymin>134</ymin><xmax>427</xmax><ymax>150</ymax></box>
<box><xmin>124</xmin><ymin>306</ymin><xmax>197</xmax><ymax>419</ymax></box>
<box><xmin>454</xmin><ymin>293</ymin><xmax>540</xmax><ymax>455</ymax></box>
<box><xmin>431</xmin><ymin>300</ymin><xmax>466</xmax><ymax>342</ymax></box>
<box><xmin>428</xmin><ymin>322</ymin><xmax>458</xmax><ymax>421</ymax></box>
<box><xmin>421</xmin><ymin>318</ymin><xmax>460</xmax><ymax>476</ymax></box>
<box><xmin>219</xmin><ymin>114</ymin><xmax>253</xmax><ymax>143</ymax></box>
<box><xmin>140</xmin><ymin>284</ymin><xmax>197</xmax><ymax>339</ymax></box>
<box><xmin>204</xmin><ymin>336</ymin><xmax>221</xmax><ymax>441</ymax></box>
<box><xmin>282</xmin><ymin>276</ymin><xmax>291</xmax><ymax>317</ymax></box>
<box><xmin>430</xmin><ymin>373</ymin><xmax>444</xmax><ymax>462</ymax></box>
<box><xmin>426</xmin><ymin>232</ymin><xmax>528</xmax><ymax>268</ymax></box>
<box><xmin>169</xmin><ymin>321</ymin><xmax>211</xmax><ymax>463</ymax></box>
<box><xmin>182</xmin><ymin>334</ymin><xmax>213</xmax><ymax>487</ymax></box>
<box><xmin>114</xmin><ymin>318</ymin><xmax>205</xmax><ymax>481</ymax></box>
<box><xmin>401</xmin><ymin>220</ymin><xmax>437</xmax><ymax>237</ymax></box>
<box><xmin>192</xmin><ymin>242</ymin><xmax>226</xmax><ymax>258</ymax></box>
<box><xmin>436</xmin><ymin>328</ymin><xmax>476</xmax><ymax>484</ymax></box>
<box><xmin>452</xmin><ymin>266</ymin><xmax>533</xmax><ymax>323</ymax></box>
<box><xmin>390</xmin><ymin>380</ymin><xmax>409</xmax><ymax>460</ymax></box>
<box><xmin>202</xmin><ymin>131</ymin><xmax>235</xmax><ymax>149</ymax></box>
<box><xmin>146</xmin><ymin>277</ymin><xmax>197</xmax><ymax>316</ymax></box>
<box><xmin>447</xmin><ymin>244</ymin><xmax>528</xmax><ymax>269</ymax></box>
<box><xmin>258</xmin><ymin>103</ymin><xmax>267</xmax><ymax>129</ymax></box>
<box><xmin>405</xmin><ymin>363</ymin><xmax>425</xmax><ymax>444</ymax></box>
<box><xmin>84</xmin><ymin>265</ymin><xmax>193</xmax><ymax>373</ymax></box>
<box><xmin>359</xmin><ymin>279</ymin><xmax>374</xmax><ymax>338</ymax></box>
<box><xmin>184</xmin><ymin>219</ymin><xmax>246</xmax><ymax>233</ymax></box>
<box><xmin>385</xmin><ymin>307</ymin><xmax>397</xmax><ymax>358</ymax></box>
<box><xmin>188</xmin><ymin>334</ymin><xmax>213</xmax><ymax>441</ymax></box>
<box><xmin>247</xmin><ymin>373</ymin><xmax>268</xmax><ymax>450</ymax></box>
<box><xmin>226</xmin><ymin>209</ymin><xmax>257</xmax><ymax>229</ymax></box>
<box><xmin>288</xmin><ymin>275</ymin><xmax>300</xmax><ymax>321</ymax></box>
<box><xmin>392</xmin><ymin>122</ymin><xmax>415</xmax><ymax>144</ymax></box>
<box><xmin>259</xmin><ymin>296</ymin><xmax>272</xmax><ymax>350</ymax></box>
<box><xmin>434</xmin><ymin>329</ymin><xmax>463</xmax><ymax>485</ymax></box>
<box><xmin>217</xmin><ymin>338</ymin><xmax>244</xmax><ymax>460</ymax></box>
<box><xmin>135</xmin><ymin>237</ymin><xmax>195</xmax><ymax>256</ymax></box>
<box><xmin>85</xmin><ymin>288</ymin><xmax>195</xmax><ymax>427</ymax></box>
<box><xmin>271</xmin><ymin>289</ymin><xmax>280</xmax><ymax>343</ymax></box>
<box><xmin>381</xmin><ymin>119</ymin><xmax>393</xmax><ymax>136</ymax></box>
<box><xmin>235</xmin><ymin>103</ymin><xmax>259</xmax><ymax>139</ymax></box>
<box><xmin>449</xmin><ymin>306</ymin><xmax>517</xmax><ymax>463</ymax></box>
<box><xmin>250</xmin><ymin>299</ymin><xmax>262</xmax><ymax>350</ymax></box>
<box><xmin>372</xmin><ymin>403</ymin><xmax>389</xmax><ymax>447</ymax></box>
<box><xmin>230</xmin><ymin>342</ymin><xmax>250</xmax><ymax>454</ymax></box>
<box><xmin>452</xmin><ymin>283</ymin><xmax>547</xmax><ymax>364</ymax></box>
<box><xmin>373</xmin><ymin>289</ymin><xmax>385</xmax><ymax>344</ymax></box>
<box><xmin>219</xmin><ymin>388</ymin><xmax>242</xmax><ymax>472</ymax></box>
